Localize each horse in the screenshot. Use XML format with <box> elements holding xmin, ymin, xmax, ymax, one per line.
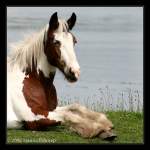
<box><xmin>7</xmin><ymin>12</ymin><xmax>117</xmax><ymax>141</ymax></box>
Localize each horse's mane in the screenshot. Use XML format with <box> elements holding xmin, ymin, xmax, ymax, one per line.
<box><xmin>8</xmin><ymin>19</ymin><xmax>69</xmax><ymax>72</ymax></box>
<box><xmin>8</xmin><ymin>25</ymin><xmax>48</xmax><ymax>72</ymax></box>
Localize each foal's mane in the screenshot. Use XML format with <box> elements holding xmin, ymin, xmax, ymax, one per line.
<box><xmin>8</xmin><ymin>19</ymin><xmax>69</xmax><ymax>72</ymax></box>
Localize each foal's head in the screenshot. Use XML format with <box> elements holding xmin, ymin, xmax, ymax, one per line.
<box><xmin>44</xmin><ymin>12</ymin><xmax>80</xmax><ymax>82</ymax></box>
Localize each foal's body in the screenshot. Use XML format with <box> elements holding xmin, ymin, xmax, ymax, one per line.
<box><xmin>7</xmin><ymin>12</ymin><xmax>116</xmax><ymax>140</ymax></box>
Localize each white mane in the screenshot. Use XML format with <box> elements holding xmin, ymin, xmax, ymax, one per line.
<box><xmin>8</xmin><ymin>25</ymin><xmax>49</xmax><ymax>72</ymax></box>
<box><xmin>8</xmin><ymin>19</ymin><xmax>68</xmax><ymax>73</ymax></box>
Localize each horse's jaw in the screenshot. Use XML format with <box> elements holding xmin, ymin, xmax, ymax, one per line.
<box><xmin>57</xmin><ymin>68</ymin><xmax>79</xmax><ymax>83</ymax></box>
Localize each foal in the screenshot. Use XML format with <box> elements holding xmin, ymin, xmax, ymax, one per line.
<box><xmin>7</xmin><ymin>12</ymin><xmax>116</xmax><ymax>140</ymax></box>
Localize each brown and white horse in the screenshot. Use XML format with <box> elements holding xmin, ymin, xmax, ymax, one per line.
<box><xmin>7</xmin><ymin>12</ymin><xmax>116</xmax><ymax>140</ymax></box>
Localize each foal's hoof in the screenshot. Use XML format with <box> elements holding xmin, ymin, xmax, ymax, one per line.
<box><xmin>103</xmin><ymin>134</ymin><xmax>117</xmax><ymax>141</ymax></box>
<box><xmin>99</xmin><ymin>131</ymin><xmax>117</xmax><ymax>141</ymax></box>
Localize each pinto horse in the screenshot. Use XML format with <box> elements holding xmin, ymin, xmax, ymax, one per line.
<box><xmin>7</xmin><ymin>12</ymin><xmax>116</xmax><ymax>140</ymax></box>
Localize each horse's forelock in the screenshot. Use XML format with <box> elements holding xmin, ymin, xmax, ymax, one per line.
<box><xmin>55</xmin><ymin>19</ymin><xmax>69</xmax><ymax>33</ymax></box>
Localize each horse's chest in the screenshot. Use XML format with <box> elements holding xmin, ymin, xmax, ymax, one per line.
<box><xmin>22</xmin><ymin>75</ymin><xmax>57</xmax><ymax>117</ymax></box>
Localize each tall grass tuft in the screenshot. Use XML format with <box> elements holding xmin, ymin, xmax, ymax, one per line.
<box><xmin>58</xmin><ymin>86</ymin><xmax>143</xmax><ymax>112</ymax></box>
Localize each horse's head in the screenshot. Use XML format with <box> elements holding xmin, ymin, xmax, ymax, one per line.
<box><xmin>44</xmin><ymin>12</ymin><xmax>80</xmax><ymax>82</ymax></box>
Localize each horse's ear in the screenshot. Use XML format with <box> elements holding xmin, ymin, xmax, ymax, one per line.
<box><xmin>49</xmin><ymin>12</ymin><xmax>59</xmax><ymax>30</ymax></box>
<box><xmin>67</xmin><ymin>13</ymin><xmax>76</xmax><ymax>30</ymax></box>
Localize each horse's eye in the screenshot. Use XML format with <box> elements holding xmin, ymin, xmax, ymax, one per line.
<box><xmin>74</xmin><ymin>39</ymin><xmax>77</xmax><ymax>44</ymax></box>
<box><xmin>53</xmin><ymin>40</ymin><xmax>60</xmax><ymax>45</ymax></box>
<box><xmin>73</xmin><ymin>37</ymin><xmax>77</xmax><ymax>45</ymax></box>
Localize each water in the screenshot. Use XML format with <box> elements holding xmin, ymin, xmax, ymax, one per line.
<box><xmin>7</xmin><ymin>7</ymin><xmax>143</xmax><ymax>111</ymax></box>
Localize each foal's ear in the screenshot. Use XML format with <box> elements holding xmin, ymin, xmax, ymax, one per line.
<box><xmin>49</xmin><ymin>12</ymin><xmax>59</xmax><ymax>30</ymax></box>
<box><xmin>67</xmin><ymin>13</ymin><xmax>76</xmax><ymax>30</ymax></box>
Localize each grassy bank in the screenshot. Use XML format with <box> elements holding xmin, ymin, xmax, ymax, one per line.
<box><xmin>7</xmin><ymin>111</ymin><xmax>143</xmax><ymax>144</ymax></box>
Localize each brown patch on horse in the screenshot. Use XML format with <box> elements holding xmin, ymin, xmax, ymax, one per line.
<box><xmin>44</xmin><ymin>29</ymin><xmax>66</xmax><ymax>74</ymax></box>
<box><xmin>23</xmin><ymin>119</ymin><xmax>61</xmax><ymax>130</ymax></box>
<box><xmin>43</xmin><ymin>12</ymin><xmax>64</xmax><ymax>71</ymax></box>
<box><xmin>22</xmin><ymin>69</ymin><xmax>57</xmax><ymax>117</ymax></box>
<box><xmin>44</xmin><ymin>31</ymin><xmax>61</xmax><ymax>67</ymax></box>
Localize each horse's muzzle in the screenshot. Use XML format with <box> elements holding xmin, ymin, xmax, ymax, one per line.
<box><xmin>67</xmin><ymin>68</ymin><xmax>80</xmax><ymax>82</ymax></box>
<box><xmin>66</xmin><ymin>73</ymin><xmax>78</xmax><ymax>82</ymax></box>
<box><xmin>65</xmin><ymin>67</ymin><xmax>80</xmax><ymax>82</ymax></box>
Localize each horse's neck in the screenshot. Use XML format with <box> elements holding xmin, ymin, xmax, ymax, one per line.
<box><xmin>38</xmin><ymin>70</ymin><xmax>55</xmax><ymax>87</ymax></box>
<box><xmin>25</xmin><ymin>68</ymin><xmax>55</xmax><ymax>88</ymax></box>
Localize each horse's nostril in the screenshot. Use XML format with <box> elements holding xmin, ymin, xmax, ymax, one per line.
<box><xmin>69</xmin><ymin>68</ymin><xmax>74</xmax><ymax>75</ymax></box>
<box><xmin>67</xmin><ymin>67</ymin><xmax>78</xmax><ymax>82</ymax></box>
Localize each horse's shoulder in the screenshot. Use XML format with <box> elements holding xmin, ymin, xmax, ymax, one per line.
<box><xmin>22</xmin><ymin>75</ymin><xmax>48</xmax><ymax>116</ymax></box>
<box><xmin>22</xmin><ymin>73</ymin><xmax>57</xmax><ymax>117</ymax></box>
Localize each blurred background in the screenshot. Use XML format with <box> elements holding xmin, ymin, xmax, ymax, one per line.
<box><xmin>7</xmin><ymin>7</ymin><xmax>143</xmax><ymax>112</ymax></box>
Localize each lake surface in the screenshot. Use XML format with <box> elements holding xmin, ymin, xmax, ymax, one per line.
<box><xmin>7</xmin><ymin>7</ymin><xmax>143</xmax><ymax>111</ymax></box>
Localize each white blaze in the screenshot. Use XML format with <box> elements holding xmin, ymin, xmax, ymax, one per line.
<box><xmin>54</xmin><ymin>28</ymin><xmax>80</xmax><ymax>78</ymax></box>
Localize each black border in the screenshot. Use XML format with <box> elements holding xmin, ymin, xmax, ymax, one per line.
<box><xmin>0</xmin><ymin>0</ymin><xmax>149</xmax><ymax>149</ymax></box>
<box><xmin>2</xmin><ymin>0</ymin><xmax>146</xmax><ymax>6</ymax></box>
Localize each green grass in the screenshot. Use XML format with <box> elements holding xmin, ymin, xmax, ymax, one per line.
<box><xmin>7</xmin><ymin>111</ymin><xmax>143</xmax><ymax>144</ymax></box>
